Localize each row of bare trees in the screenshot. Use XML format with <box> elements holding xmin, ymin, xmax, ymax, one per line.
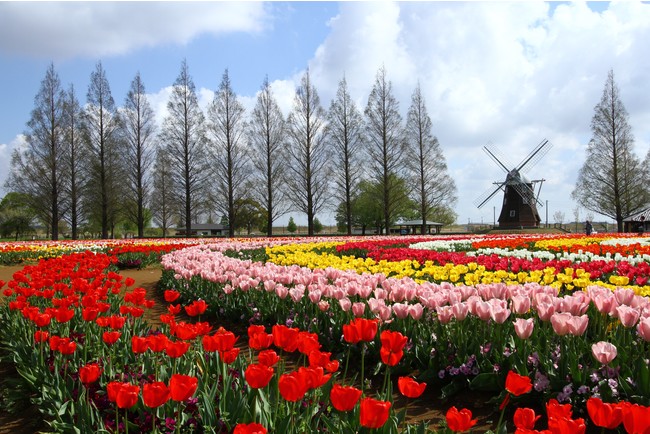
<box><xmin>5</xmin><ymin>60</ymin><xmax>457</xmax><ymax>239</ymax></box>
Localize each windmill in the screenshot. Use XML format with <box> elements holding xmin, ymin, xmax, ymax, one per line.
<box><xmin>474</xmin><ymin>139</ymin><xmax>552</xmax><ymax>229</ymax></box>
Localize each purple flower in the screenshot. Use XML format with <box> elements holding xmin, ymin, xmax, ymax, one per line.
<box><xmin>438</xmin><ymin>370</ymin><xmax>446</xmax><ymax>379</ymax></box>
<box><xmin>534</xmin><ymin>372</ymin><xmax>550</xmax><ymax>392</ymax></box>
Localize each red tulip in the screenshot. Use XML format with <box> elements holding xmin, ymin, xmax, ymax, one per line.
<box><xmin>202</xmin><ymin>327</ymin><xmax>238</xmax><ymax>352</ymax></box>
<box><xmin>547</xmin><ymin>416</ymin><xmax>586</xmax><ymax>434</ymax></box>
<box><xmin>297</xmin><ymin>331</ymin><xmax>321</xmax><ymax>355</ymax></box>
<box><xmin>505</xmin><ymin>370</ymin><xmax>532</xmax><ymax>396</ymax></box>
<box><xmin>164</xmin><ymin>289</ymin><xmax>181</xmax><ymax>303</ymax></box>
<box><xmin>132</xmin><ymin>336</ymin><xmax>149</xmax><ymax>354</ymax></box>
<box><xmin>258</xmin><ymin>349</ymin><xmax>280</xmax><ymax>367</ymax></box>
<box><xmin>115</xmin><ymin>383</ymin><xmax>140</xmax><ymax>409</ymax></box>
<box><xmin>164</xmin><ymin>340</ymin><xmax>190</xmax><ymax>358</ymax></box>
<box><xmin>330</xmin><ymin>383</ymin><xmax>362</xmax><ymax>412</ymax></box>
<box><xmin>272</xmin><ymin>324</ymin><xmax>300</xmax><ymax>352</ymax></box>
<box><xmin>248</xmin><ymin>325</ymin><xmax>273</xmax><ymax>350</ymax></box>
<box><xmin>233</xmin><ymin>422</ymin><xmax>267</xmax><ymax>434</ymax></box>
<box><xmin>359</xmin><ymin>397</ymin><xmax>391</xmax><ymax>429</ymax></box>
<box><xmin>169</xmin><ymin>374</ymin><xmax>198</xmax><ymax>402</ymax></box>
<box><xmin>546</xmin><ymin>399</ymin><xmax>573</xmax><ymax>419</ymax></box>
<box><xmin>168</xmin><ymin>303</ymin><xmax>181</xmax><ymax>315</ymax></box>
<box><xmin>143</xmin><ymin>381</ymin><xmax>170</xmax><ymax>408</ymax></box>
<box><xmin>245</xmin><ymin>363</ymin><xmax>274</xmax><ymax>389</ymax></box>
<box><xmin>514</xmin><ymin>407</ymin><xmax>541</xmax><ymax>430</ymax></box>
<box><xmin>102</xmin><ymin>331</ymin><xmax>121</xmax><ymax>345</ymax></box>
<box><xmin>279</xmin><ymin>371</ymin><xmax>309</xmax><ymax>402</ymax></box>
<box><xmin>621</xmin><ymin>402</ymin><xmax>650</xmax><ymax>434</ymax></box>
<box><xmin>33</xmin><ymin>312</ymin><xmax>52</xmax><ymax>327</ymax></box>
<box><xmin>34</xmin><ymin>330</ymin><xmax>49</xmax><ymax>343</ymax></box>
<box><xmin>146</xmin><ymin>334</ymin><xmax>169</xmax><ymax>352</ymax></box>
<box><xmin>124</xmin><ymin>277</ymin><xmax>135</xmax><ymax>287</ymax></box>
<box><xmin>397</xmin><ymin>376</ymin><xmax>427</xmax><ymax>398</ymax></box>
<box><xmin>79</xmin><ymin>363</ymin><xmax>102</xmax><ymax>386</ymax></box>
<box><xmin>57</xmin><ymin>338</ymin><xmax>77</xmax><ymax>355</ymax></box>
<box><xmin>343</xmin><ymin>318</ymin><xmax>378</xmax><ymax>344</ymax></box>
<box><xmin>446</xmin><ymin>406</ymin><xmax>478</xmax><ymax>432</ymax></box>
<box><xmin>586</xmin><ymin>397</ymin><xmax>622</xmax><ymax>430</ymax></box>
<box><xmin>380</xmin><ymin>330</ymin><xmax>408</xmax><ymax>366</ymax></box>
<box><xmin>184</xmin><ymin>299</ymin><xmax>207</xmax><ymax>316</ymax></box>
<box><xmin>220</xmin><ymin>347</ymin><xmax>240</xmax><ymax>364</ymax></box>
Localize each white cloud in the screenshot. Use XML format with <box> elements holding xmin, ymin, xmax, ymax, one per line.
<box><xmin>0</xmin><ymin>2</ymin><xmax>269</xmax><ymax>59</ymax></box>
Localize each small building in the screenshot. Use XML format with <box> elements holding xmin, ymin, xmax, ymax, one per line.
<box><xmin>175</xmin><ymin>223</ymin><xmax>228</xmax><ymax>237</ymax></box>
<box><xmin>623</xmin><ymin>209</ymin><xmax>650</xmax><ymax>234</ymax></box>
<box><xmin>394</xmin><ymin>219</ymin><xmax>444</xmax><ymax>235</ymax></box>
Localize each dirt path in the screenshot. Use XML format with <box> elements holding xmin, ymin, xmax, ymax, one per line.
<box><xmin>0</xmin><ymin>264</ymin><xmax>502</xmax><ymax>433</ymax></box>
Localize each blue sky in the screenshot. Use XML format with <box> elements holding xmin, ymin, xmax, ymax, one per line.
<box><xmin>1</xmin><ymin>1</ymin><xmax>649</xmax><ymax>227</ymax></box>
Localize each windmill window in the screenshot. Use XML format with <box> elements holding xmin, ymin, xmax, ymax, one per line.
<box><xmin>509</xmin><ymin>210</ymin><xmax>516</xmax><ymax>217</ymax></box>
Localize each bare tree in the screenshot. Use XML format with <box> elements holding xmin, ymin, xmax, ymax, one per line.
<box><xmin>150</xmin><ymin>148</ymin><xmax>175</xmax><ymax>237</ymax></box>
<box><xmin>553</xmin><ymin>210</ymin><xmax>565</xmax><ymax>225</ymax></box>
<box><xmin>121</xmin><ymin>72</ymin><xmax>156</xmax><ymax>238</ymax></box>
<box><xmin>159</xmin><ymin>60</ymin><xmax>209</xmax><ymax>235</ymax></box>
<box><xmin>62</xmin><ymin>84</ymin><xmax>84</xmax><ymax>239</ymax></box>
<box><xmin>364</xmin><ymin>66</ymin><xmax>407</xmax><ymax>233</ymax></box>
<box><xmin>248</xmin><ymin>76</ymin><xmax>290</xmax><ymax>236</ymax></box>
<box><xmin>81</xmin><ymin>62</ymin><xmax>124</xmax><ymax>239</ymax></box>
<box><xmin>206</xmin><ymin>69</ymin><xmax>249</xmax><ymax>238</ymax></box>
<box><xmin>5</xmin><ymin>63</ymin><xmax>66</xmax><ymax>240</ymax></box>
<box><xmin>572</xmin><ymin>70</ymin><xmax>649</xmax><ymax>232</ymax></box>
<box><xmin>285</xmin><ymin>69</ymin><xmax>330</xmax><ymax>236</ymax></box>
<box><xmin>404</xmin><ymin>83</ymin><xmax>457</xmax><ymax>234</ymax></box>
<box><xmin>326</xmin><ymin>75</ymin><xmax>365</xmax><ymax>235</ymax></box>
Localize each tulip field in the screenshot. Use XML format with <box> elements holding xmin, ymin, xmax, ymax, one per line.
<box><xmin>1</xmin><ymin>233</ymin><xmax>649</xmax><ymax>433</ymax></box>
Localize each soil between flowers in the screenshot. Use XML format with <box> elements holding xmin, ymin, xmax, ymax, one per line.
<box><xmin>0</xmin><ymin>264</ymin><xmax>505</xmax><ymax>433</ymax></box>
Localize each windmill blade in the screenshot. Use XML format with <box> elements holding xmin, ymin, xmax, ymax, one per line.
<box><xmin>474</xmin><ymin>183</ymin><xmax>505</xmax><ymax>209</ymax></box>
<box><xmin>483</xmin><ymin>146</ymin><xmax>510</xmax><ymax>173</ymax></box>
<box><xmin>516</xmin><ymin>139</ymin><xmax>552</xmax><ymax>172</ymax></box>
<box><xmin>510</xmin><ymin>182</ymin><xmax>537</xmax><ymax>206</ymax></box>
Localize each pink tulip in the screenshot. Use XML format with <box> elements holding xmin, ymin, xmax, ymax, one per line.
<box><xmin>592</xmin><ymin>293</ymin><xmax>617</xmax><ymax>315</ymax></box>
<box><xmin>567</xmin><ymin>314</ymin><xmax>588</xmax><ymax>336</ymax></box>
<box><xmin>475</xmin><ymin>301</ymin><xmax>492</xmax><ymax>321</ymax></box>
<box><xmin>308</xmin><ymin>290</ymin><xmax>322</xmax><ymax>303</ymax></box>
<box><xmin>514</xmin><ymin>318</ymin><xmax>534</xmax><ymax>340</ymax></box>
<box><xmin>614</xmin><ymin>288</ymin><xmax>635</xmax><ymax>306</ymax></box>
<box><xmin>263</xmin><ymin>280</ymin><xmax>275</xmax><ymax>292</ymax></box>
<box><xmin>392</xmin><ymin>303</ymin><xmax>410</xmax><ymax>319</ymax></box>
<box><xmin>275</xmin><ymin>285</ymin><xmax>288</xmax><ymax>299</ymax></box>
<box><xmin>352</xmin><ymin>302</ymin><xmax>366</xmax><ymax>317</ymax></box>
<box><xmin>489</xmin><ymin>302</ymin><xmax>511</xmax><ymax>324</ymax></box>
<box><xmin>289</xmin><ymin>287</ymin><xmax>304</xmax><ymax>303</ymax></box>
<box><xmin>318</xmin><ymin>301</ymin><xmax>330</xmax><ymax>312</ymax></box>
<box><xmin>550</xmin><ymin>312</ymin><xmax>572</xmax><ymax>336</ymax></box>
<box><xmin>510</xmin><ymin>295</ymin><xmax>531</xmax><ymax>315</ymax></box>
<box><xmin>436</xmin><ymin>306</ymin><xmax>454</xmax><ymax>324</ymax></box>
<box><xmin>408</xmin><ymin>303</ymin><xmax>423</xmax><ymax>320</ymax></box>
<box><xmin>452</xmin><ymin>302</ymin><xmax>469</xmax><ymax>321</ymax></box>
<box><xmin>378</xmin><ymin>305</ymin><xmax>393</xmax><ymax>322</ymax></box>
<box><xmin>637</xmin><ymin>317</ymin><xmax>650</xmax><ymax>342</ymax></box>
<box><xmin>592</xmin><ymin>341</ymin><xmax>617</xmax><ymax>365</ymax></box>
<box><xmin>537</xmin><ymin>301</ymin><xmax>555</xmax><ymax>322</ymax></box>
<box><xmin>616</xmin><ymin>305</ymin><xmax>640</xmax><ymax>328</ymax></box>
<box><xmin>339</xmin><ymin>297</ymin><xmax>352</xmax><ymax>312</ymax></box>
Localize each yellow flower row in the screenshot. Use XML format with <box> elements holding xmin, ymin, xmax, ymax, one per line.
<box><xmin>266</xmin><ymin>242</ymin><xmax>650</xmax><ymax>296</ymax></box>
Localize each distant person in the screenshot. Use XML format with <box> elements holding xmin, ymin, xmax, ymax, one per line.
<box><xmin>585</xmin><ymin>220</ymin><xmax>593</xmax><ymax>236</ymax></box>
<box><xmin>638</xmin><ymin>216</ymin><xmax>645</xmax><ymax>235</ymax></box>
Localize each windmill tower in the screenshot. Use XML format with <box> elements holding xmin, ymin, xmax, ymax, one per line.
<box><xmin>474</xmin><ymin>139</ymin><xmax>552</xmax><ymax>229</ymax></box>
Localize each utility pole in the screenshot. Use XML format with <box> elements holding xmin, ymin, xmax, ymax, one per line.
<box><xmin>545</xmin><ymin>200</ymin><xmax>548</xmax><ymax>228</ymax></box>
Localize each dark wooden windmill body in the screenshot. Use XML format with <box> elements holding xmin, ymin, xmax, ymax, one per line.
<box><xmin>475</xmin><ymin>139</ymin><xmax>551</xmax><ymax>229</ymax></box>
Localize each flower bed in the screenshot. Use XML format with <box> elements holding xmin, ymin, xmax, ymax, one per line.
<box><xmin>1</xmin><ymin>234</ymin><xmax>649</xmax><ymax>433</ymax></box>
